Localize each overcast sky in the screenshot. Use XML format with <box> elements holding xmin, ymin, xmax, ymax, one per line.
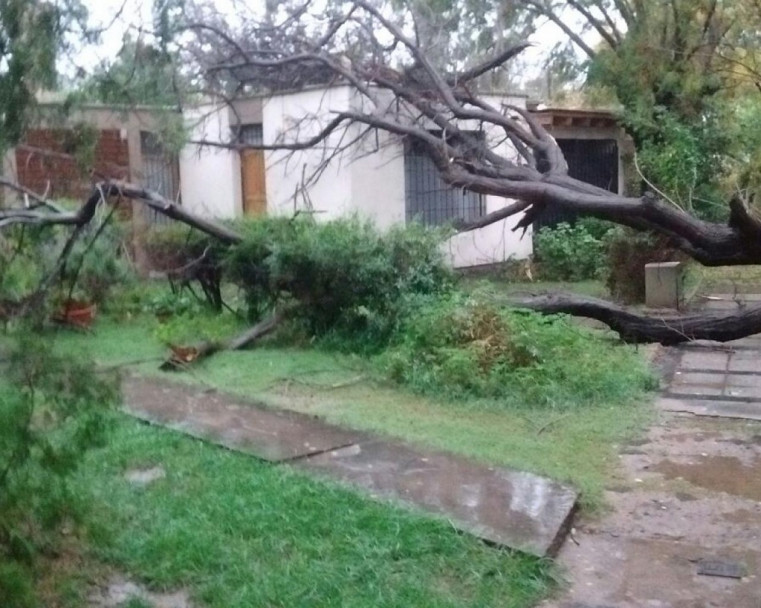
<box><xmin>76</xmin><ymin>0</ymin><xmax>592</xmax><ymax>84</ymax></box>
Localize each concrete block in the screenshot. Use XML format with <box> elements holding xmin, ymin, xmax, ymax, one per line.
<box><xmin>645</xmin><ymin>261</ymin><xmax>683</xmax><ymax>309</ymax></box>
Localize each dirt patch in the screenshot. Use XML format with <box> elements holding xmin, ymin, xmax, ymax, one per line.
<box><xmin>654</xmin><ymin>455</ymin><xmax>761</xmax><ymax>501</ymax></box>
<box><xmin>124</xmin><ymin>465</ymin><xmax>166</xmax><ymax>486</ymax></box>
<box><xmin>89</xmin><ymin>575</ymin><xmax>193</xmax><ymax>608</ymax></box>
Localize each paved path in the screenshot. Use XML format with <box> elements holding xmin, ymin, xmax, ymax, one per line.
<box><xmin>122</xmin><ymin>376</ymin><xmax>578</xmax><ymax>557</ymax></box>
<box><xmin>543</xmin><ymin>294</ymin><xmax>761</xmax><ymax>608</ymax></box>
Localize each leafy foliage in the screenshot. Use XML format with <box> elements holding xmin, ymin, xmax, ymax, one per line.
<box><xmin>382</xmin><ymin>292</ymin><xmax>655</xmax><ymax>407</ymax></box>
<box><xmin>0</xmin><ymin>333</ymin><xmax>117</xmax><ymax>607</ymax></box>
<box><xmin>225</xmin><ymin>216</ymin><xmax>452</xmax><ymax>351</ymax></box>
<box><xmin>604</xmin><ymin>228</ymin><xmax>682</xmax><ymax>304</ymax></box>
<box><xmin>533</xmin><ymin>219</ymin><xmax>611</xmax><ymax>281</ymax></box>
<box><xmin>0</xmin><ymin>0</ymin><xmax>79</xmax><ymax>150</ymax></box>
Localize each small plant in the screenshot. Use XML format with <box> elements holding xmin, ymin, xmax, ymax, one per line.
<box><xmin>143</xmin><ymin>288</ymin><xmax>202</xmax><ymax>320</ymax></box>
<box><xmin>533</xmin><ymin>219</ymin><xmax>612</xmax><ymax>281</ymax></box>
<box><xmin>0</xmin><ymin>332</ymin><xmax>118</xmax><ymax>607</ymax></box>
<box><xmin>381</xmin><ymin>292</ymin><xmax>655</xmax><ymax>407</ymax></box>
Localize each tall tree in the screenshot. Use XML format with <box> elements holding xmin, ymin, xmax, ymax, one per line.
<box><xmin>0</xmin><ymin>0</ymin><xmax>87</xmax><ymax>151</ymax></box>
<box><xmin>516</xmin><ymin>0</ymin><xmax>761</xmax><ymax>217</ymax></box>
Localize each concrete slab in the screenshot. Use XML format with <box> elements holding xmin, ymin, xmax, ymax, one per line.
<box><xmin>727</xmin><ymin>337</ymin><xmax>761</xmax><ymax>349</ymax></box>
<box><xmin>122</xmin><ymin>376</ymin><xmax>364</xmax><ymax>462</ymax></box>
<box><xmin>728</xmin><ymin>353</ymin><xmax>760</xmax><ymax>373</ymax></box>
<box><xmin>678</xmin><ymin>351</ymin><xmax>729</xmax><ymax>372</ymax></box>
<box><xmin>725</xmin><ymin>385</ymin><xmax>761</xmax><ymax>400</ymax></box>
<box><xmin>659</xmin><ymin>397</ymin><xmax>761</xmax><ymax>421</ymax></box>
<box><xmin>296</xmin><ymin>440</ymin><xmax>578</xmax><ymax>557</ymax></box>
<box><xmin>671</xmin><ymin>371</ymin><xmax>726</xmax><ymax>387</ymax></box>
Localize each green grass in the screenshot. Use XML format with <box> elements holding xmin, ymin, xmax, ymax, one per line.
<box><xmin>689</xmin><ymin>264</ymin><xmax>761</xmax><ymax>294</ymax></box>
<box><xmin>459</xmin><ymin>277</ymin><xmax>608</xmax><ymax>300</ymax></box>
<box><xmin>57</xmin><ymin>316</ymin><xmax>655</xmax><ymax>511</ymax></box>
<box><xmin>66</xmin><ymin>416</ymin><xmax>555</xmax><ymax>608</ymax></box>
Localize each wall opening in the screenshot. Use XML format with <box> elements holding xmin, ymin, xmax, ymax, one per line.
<box><xmin>533</xmin><ymin>138</ymin><xmax>619</xmax><ymax>231</ymax></box>
<box><xmin>404</xmin><ymin>135</ymin><xmax>485</xmax><ymax>226</ymax></box>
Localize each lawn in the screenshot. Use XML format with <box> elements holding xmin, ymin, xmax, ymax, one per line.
<box><xmin>459</xmin><ymin>277</ymin><xmax>608</xmax><ymax>300</ymax></box>
<box><xmin>44</xmin><ymin>416</ymin><xmax>554</xmax><ymax>608</ymax></box>
<box><xmin>43</xmin><ymin>292</ymin><xmax>656</xmax><ymax>607</ymax></box>
<box><xmin>58</xmin><ymin>314</ymin><xmax>654</xmax><ymax>511</ymax></box>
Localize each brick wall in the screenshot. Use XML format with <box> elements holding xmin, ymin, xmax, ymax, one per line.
<box><xmin>16</xmin><ymin>129</ymin><xmax>130</xmax><ymax>201</ymax></box>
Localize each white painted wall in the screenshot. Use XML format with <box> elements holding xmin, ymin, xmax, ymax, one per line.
<box><xmin>180</xmin><ymin>104</ymin><xmax>242</xmax><ymax>218</ymax></box>
<box><xmin>349</xmin><ymin>127</ymin><xmax>406</xmax><ymax>230</ymax></box>
<box><xmin>263</xmin><ymin>87</ymin><xmax>354</xmax><ymax>218</ymax></box>
<box><xmin>181</xmin><ymin>89</ymin><xmax>533</xmax><ymax>268</ymax></box>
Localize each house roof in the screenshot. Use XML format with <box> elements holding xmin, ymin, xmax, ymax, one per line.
<box><xmin>530</xmin><ymin>107</ymin><xmax>620</xmax><ymax>129</ymax></box>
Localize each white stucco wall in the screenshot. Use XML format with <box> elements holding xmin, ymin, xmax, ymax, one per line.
<box><xmin>180</xmin><ymin>105</ymin><xmax>242</xmax><ymax>218</ymax></box>
<box><xmin>348</xmin><ymin>127</ymin><xmax>406</xmax><ymax>230</ymax></box>
<box><xmin>181</xmin><ymin>89</ymin><xmax>533</xmax><ymax>267</ymax></box>
<box><xmin>263</xmin><ymin>87</ymin><xmax>354</xmax><ymax>218</ymax></box>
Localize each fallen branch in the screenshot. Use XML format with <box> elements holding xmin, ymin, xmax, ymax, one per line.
<box><xmin>512</xmin><ymin>293</ymin><xmax>761</xmax><ymax>345</ymax></box>
<box><xmin>160</xmin><ymin>310</ymin><xmax>284</xmax><ymax>370</ymax></box>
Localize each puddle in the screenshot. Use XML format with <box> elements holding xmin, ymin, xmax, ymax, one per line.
<box><xmin>654</xmin><ymin>456</ymin><xmax>761</xmax><ymax>501</ymax></box>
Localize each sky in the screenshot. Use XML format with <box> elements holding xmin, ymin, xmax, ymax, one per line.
<box><xmin>76</xmin><ymin>0</ymin><xmax>594</xmax><ymax>85</ymax></box>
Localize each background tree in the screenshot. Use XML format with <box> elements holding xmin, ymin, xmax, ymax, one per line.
<box><xmin>0</xmin><ymin>0</ymin><xmax>88</xmax><ymax>151</ymax></box>
<box><xmin>515</xmin><ymin>0</ymin><xmax>761</xmax><ymax>218</ymax></box>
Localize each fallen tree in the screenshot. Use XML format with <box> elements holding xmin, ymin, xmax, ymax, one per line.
<box><xmin>2</xmin><ymin>178</ymin><xmax>760</xmax><ymax>347</ymax></box>
<box><xmin>514</xmin><ymin>293</ymin><xmax>761</xmax><ymax>345</ymax></box>
<box><xmin>3</xmin><ymin>1</ymin><xmax>761</xmax><ymax>346</ymax></box>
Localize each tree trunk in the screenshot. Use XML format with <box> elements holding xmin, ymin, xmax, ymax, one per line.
<box><xmin>514</xmin><ymin>293</ymin><xmax>761</xmax><ymax>345</ymax></box>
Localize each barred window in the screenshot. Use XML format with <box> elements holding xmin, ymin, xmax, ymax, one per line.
<box><xmin>404</xmin><ymin>133</ymin><xmax>485</xmax><ymax>226</ymax></box>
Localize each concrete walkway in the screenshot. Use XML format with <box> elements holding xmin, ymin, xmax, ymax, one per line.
<box><xmin>543</xmin><ymin>293</ymin><xmax>761</xmax><ymax>608</ymax></box>
<box><xmin>122</xmin><ymin>376</ymin><xmax>578</xmax><ymax>558</ymax></box>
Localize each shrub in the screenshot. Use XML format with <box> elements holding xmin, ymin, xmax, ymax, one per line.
<box><xmin>141</xmin><ymin>224</ymin><xmax>226</xmax><ymax>310</ymax></box>
<box><xmin>224</xmin><ymin>216</ymin><xmax>452</xmax><ymax>351</ymax></box>
<box><xmin>533</xmin><ymin>219</ymin><xmax>612</xmax><ymax>281</ymax></box>
<box><xmin>382</xmin><ymin>292</ymin><xmax>655</xmax><ymax>407</ymax></box>
<box><xmin>141</xmin><ymin>224</ymin><xmax>220</xmax><ymax>272</ymax></box>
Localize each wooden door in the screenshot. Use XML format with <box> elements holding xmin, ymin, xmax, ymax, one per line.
<box><xmin>241</xmin><ymin>149</ymin><xmax>267</xmax><ymax>215</ymax></box>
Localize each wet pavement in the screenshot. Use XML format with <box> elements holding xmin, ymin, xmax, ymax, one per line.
<box><xmin>296</xmin><ymin>440</ymin><xmax>577</xmax><ymax>556</ymax></box>
<box><xmin>542</xmin><ymin>293</ymin><xmax>761</xmax><ymax>608</ymax></box>
<box><xmin>123</xmin><ymin>377</ymin><xmax>365</xmax><ymax>462</ymax></box>
<box><xmin>121</xmin><ymin>375</ymin><xmax>578</xmax><ymax>557</ymax></box>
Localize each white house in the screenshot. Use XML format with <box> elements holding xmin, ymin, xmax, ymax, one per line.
<box><xmin>179</xmin><ymin>86</ymin><xmax>534</xmax><ymax>268</ymax></box>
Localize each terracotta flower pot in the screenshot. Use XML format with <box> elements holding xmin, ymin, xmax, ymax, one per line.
<box><xmin>55</xmin><ymin>300</ymin><xmax>97</xmax><ymax>328</ymax></box>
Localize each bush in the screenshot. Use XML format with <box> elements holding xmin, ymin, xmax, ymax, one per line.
<box><xmin>381</xmin><ymin>292</ymin><xmax>655</xmax><ymax>407</ymax></box>
<box><xmin>141</xmin><ymin>224</ymin><xmax>221</xmax><ymax>273</ymax></box>
<box><xmin>225</xmin><ymin>216</ymin><xmax>452</xmax><ymax>351</ymax></box>
<box><xmin>533</xmin><ymin>219</ymin><xmax>612</xmax><ymax>281</ymax></box>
